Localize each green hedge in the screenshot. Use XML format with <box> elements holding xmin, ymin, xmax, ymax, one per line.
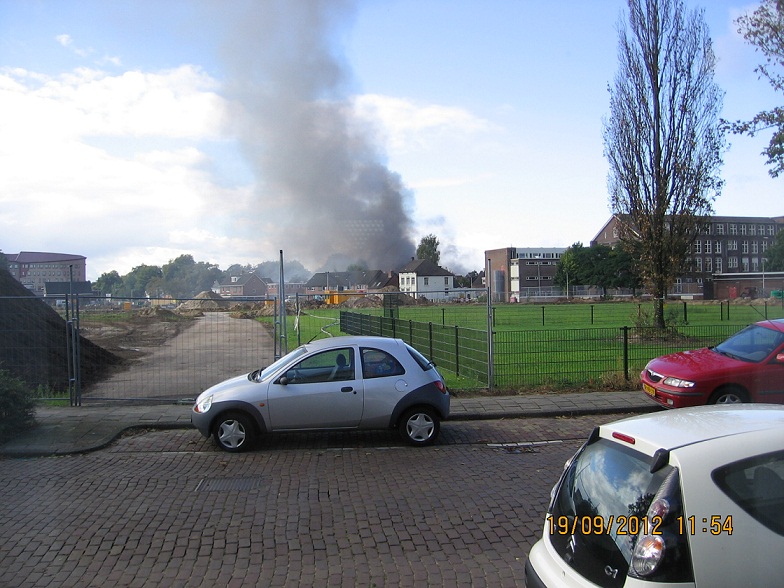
<box><xmin>0</xmin><ymin>369</ymin><xmax>36</xmax><ymax>444</ymax></box>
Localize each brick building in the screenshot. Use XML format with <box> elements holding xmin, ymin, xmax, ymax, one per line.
<box><xmin>592</xmin><ymin>214</ymin><xmax>784</xmax><ymax>298</ymax></box>
<box><xmin>5</xmin><ymin>251</ymin><xmax>87</xmax><ymax>296</ymax></box>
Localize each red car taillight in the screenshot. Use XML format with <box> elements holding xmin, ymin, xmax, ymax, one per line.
<box><xmin>434</xmin><ymin>380</ymin><xmax>447</xmax><ymax>394</ymax></box>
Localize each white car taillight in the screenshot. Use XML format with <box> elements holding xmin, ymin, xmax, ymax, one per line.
<box><xmin>632</xmin><ymin>534</ymin><xmax>665</xmax><ymax>576</ymax></box>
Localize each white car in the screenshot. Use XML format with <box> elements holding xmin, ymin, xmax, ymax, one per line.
<box><xmin>526</xmin><ymin>405</ymin><xmax>784</xmax><ymax>587</ymax></box>
<box><xmin>192</xmin><ymin>335</ymin><xmax>450</xmax><ymax>452</ymax></box>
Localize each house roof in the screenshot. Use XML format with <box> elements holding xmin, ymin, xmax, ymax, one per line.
<box><xmin>219</xmin><ymin>273</ymin><xmax>265</xmax><ymax>287</ymax></box>
<box><xmin>305</xmin><ymin>270</ymin><xmax>397</xmax><ymax>289</ymax></box>
<box><xmin>7</xmin><ymin>251</ymin><xmax>86</xmax><ymax>264</ymax></box>
<box><xmin>399</xmin><ymin>259</ymin><xmax>453</xmax><ymax>277</ymax></box>
<box><xmin>43</xmin><ymin>281</ymin><xmax>95</xmax><ymax>296</ymax></box>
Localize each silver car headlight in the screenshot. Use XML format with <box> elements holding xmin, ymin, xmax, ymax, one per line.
<box><xmin>194</xmin><ymin>394</ymin><xmax>213</xmax><ymax>414</ymax></box>
<box><xmin>662</xmin><ymin>377</ymin><xmax>695</xmax><ymax>388</ymax></box>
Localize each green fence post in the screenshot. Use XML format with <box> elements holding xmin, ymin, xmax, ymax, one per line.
<box><xmin>683</xmin><ymin>301</ymin><xmax>687</xmax><ymax>324</ymax></box>
<box><xmin>591</xmin><ymin>305</ymin><xmax>595</xmax><ymax>325</ymax></box>
<box><xmin>622</xmin><ymin>326</ymin><xmax>629</xmax><ymax>381</ymax></box>
<box><xmin>541</xmin><ymin>305</ymin><xmax>545</xmax><ymax>326</ymax></box>
<box><xmin>455</xmin><ymin>325</ymin><xmax>460</xmax><ymax>376</ymax></box>
<box><xmin>428</xmin><ymin>322</ymin><xmax>434</xmax><ymax>360</ymax></box>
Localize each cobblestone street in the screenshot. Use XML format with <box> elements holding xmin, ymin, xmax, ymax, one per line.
<box><xmin>0</xmin><ymin>415</ymin><xmax>615</xmax><ymax>587</ymax></box>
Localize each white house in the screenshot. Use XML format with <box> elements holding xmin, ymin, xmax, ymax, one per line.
<box><xmin>398</xmin><ymin>259</ymin><xmax>455</xmax><ymax>301</ymax></box>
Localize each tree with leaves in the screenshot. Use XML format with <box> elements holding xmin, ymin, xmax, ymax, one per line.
<box><xmin>416</xmin><ymin>234</ymin><xmax>441</xmax><ymax>266</ymax></box>
<box><xmin>603</xmin><ymin>0</ymin><xmax>725</xmax><ymax>327</ymax></box>
<box><xmin>95</xmin><ymin>270</ymin><xmax>123</xmax><ymax>296</ymax></box>
<box><xmin>765</xmin><ymin>229</ymin><xmax>784</xmax><ymax>271</ymax></box>
<box><xmin>727</xmin><ymin>0</ymin><xmax>784</xmax><ymax>177</ymax></box>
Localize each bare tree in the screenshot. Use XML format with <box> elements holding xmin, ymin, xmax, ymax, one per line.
<box><xmin>727</xmin><ymin>0</ymin><xmax>784</xmax><ymax>177</ymax></box>
<box><xmin>603</xmin><ymin>0</ymin><xmax>725</xmax><ymax>327</ymax></box>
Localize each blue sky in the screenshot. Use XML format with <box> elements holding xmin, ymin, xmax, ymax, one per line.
<box><xmin>0</xmin><ymin>0</ymin><xmax>779</xmax><ymax>280</ymax></box>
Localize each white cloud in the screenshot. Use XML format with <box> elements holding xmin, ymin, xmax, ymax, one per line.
<box><xmin>0</xmin><ymin>64</ymin><xmax>249</xmax><ymax>278</ymax></box>
<box><xmin>55</xmin><ymin>33</ymin><xmax>91</xmax><ymax>58</ymax></box>
<box><xmin>353</xmin><ymin>93</ymin><xmax>496</xmax><ymax>151</ymax></box>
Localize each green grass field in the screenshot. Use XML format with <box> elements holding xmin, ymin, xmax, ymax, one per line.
<box><xmin>260</xmin><ymin>299</ymin><xmax>784</xmax><ymax>392</ymax></box>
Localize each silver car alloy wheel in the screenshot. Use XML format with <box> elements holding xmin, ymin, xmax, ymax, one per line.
<box><xmin>217</xmin><ymin>418</ymin><xmax>247</xmax><ymax>449</ymax></box>
<box><xmin>405</xmin><ymin>411</ymin><xmax>435</xmax><ymax>442</ymax></box>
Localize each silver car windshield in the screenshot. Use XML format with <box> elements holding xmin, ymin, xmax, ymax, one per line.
<box><xmin>259</xmin><ymin>346</ymin><xmax>308</xmax><ymax>380</ymax></box>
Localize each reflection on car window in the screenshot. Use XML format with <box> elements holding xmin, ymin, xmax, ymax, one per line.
<box><xmin>260</xmin><ymin>346</ymin><xmax>307</xmax><ymax>380</ymax></box>
<box><xmin>715</xmin><ymin>324</ymin><xmax>784</xmax><ymax>363</ymax></box>
<box><xmin>713</xmin><ymin>450</ymin><xmax>784</xmax><ymax>536</ymax></box>
<box><xmin>361</xmin><ymin>348</ymin><xmax>405</xmax><ymax>379</ymax></box>
<box><xmin>550</xmin><ymin>439</ymin><xmax>674</xmax><ymax>586</ymax></box>
<box><xmin>282</xmin><ymin>348</ymin><xmax>355</xmax><ymax>384</ymax></box>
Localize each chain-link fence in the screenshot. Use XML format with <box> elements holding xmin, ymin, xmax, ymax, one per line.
<box><xmin>2</xmin><ymin>291</ymin><xmax>780</xmax><ymax>401</ymax></box>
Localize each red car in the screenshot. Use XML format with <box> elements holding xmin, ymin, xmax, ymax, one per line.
<box><xmin>641</xmin><ymin>318</ymin><xmax>784</xmax><ymax>408</ymax></box>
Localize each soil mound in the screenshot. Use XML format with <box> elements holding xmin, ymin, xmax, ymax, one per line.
<box><xmin>0</xmin><ymin>269</ymin><xmax>123</xmax><ymax>392</ymax></box>
<box><xmin>176</xmin><ymin>290</ymin><xmax>231</xmax><ymax>311</ymax></box>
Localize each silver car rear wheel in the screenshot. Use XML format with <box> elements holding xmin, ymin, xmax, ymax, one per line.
<box><xmin>399</xmin><ymin>407</ymin><xmax>440</xmax><ymax>446</ymax></box>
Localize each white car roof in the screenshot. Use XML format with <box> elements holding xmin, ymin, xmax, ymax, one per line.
<box><xmin>600</xmin><ymin>404</ymin><xmax>784</xmax><ymax>456</ymax></box>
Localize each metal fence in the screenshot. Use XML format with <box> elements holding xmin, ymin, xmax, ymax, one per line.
<box><xmin>1</xmin><ymin>292</ymin><xmax>777</xmax><ymax>403</ymax></box>
<box><xmin>492</xmin><ymin>324</ymin><xmax>744</xmax><ymax>389</ymax></box>
<box><xmin>339</xmin><ymin>311</ymin><xmax>489</xmax><ymax>386</ymax></box>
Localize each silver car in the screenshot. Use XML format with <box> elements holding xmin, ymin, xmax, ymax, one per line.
<box><xmin>192</xmin><ymin>335</ymin><xmax>450</xmax><ymax>452</ymax></box>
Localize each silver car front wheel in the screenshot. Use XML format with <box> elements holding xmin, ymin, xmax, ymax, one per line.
<box><xmin>213</xmin><ymin>412</ymin><xmax>256</xmax><ymax>453</ymax></box>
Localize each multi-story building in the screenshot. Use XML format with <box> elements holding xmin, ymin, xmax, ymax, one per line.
<box><xmin>592</xmin><ymin>214</ymin><xmax>784</xmax><ymax>298</ymax></box>
<box><xmin>5</xmin><ymin>251</ymin><xmax>87</xmax><ymax>296</ymax></box>
<box><xmin>484</xmin><ymin>247</ymin><xmax>566</xmax><ymax>302</ymax></box>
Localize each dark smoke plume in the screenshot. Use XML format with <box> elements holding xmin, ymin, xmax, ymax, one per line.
<box><xmin>217</xmin><ymin>0</ymin><xmax>415</xmax><ymax>271</ymax></box>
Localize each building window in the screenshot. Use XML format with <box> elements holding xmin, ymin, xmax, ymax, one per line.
<box><xmin>752</xmin><ymin>258</ymin><xmax>759</xmax><ymax>272</ymax></box>
<box><xmin>705</xmin><ymin>257</ymin><xmax>712</xmax><ymax>272</ymax></box>
<box><xmin>729</xmin><ymin>224</ymin><xmax>737</xmax><ymax>235</ymax></box>
<box><xmin>749</xmin><ymin>224</ymin><xmax>756</xmax><ymax>236</ymax></box>
<box><xmin>752</xmin><ymin>241</ymin><xmax>759</xmax><ymax>254</ymax></box>
<box><xmin>715</xmin><ymin>257</ymin><xmax>722</xmax><ymax>273</ymax></box>
<box><xmin>740</xmin><ymin>224</ymin><xmax>747</xmax><ymax>235</ymax></box>
<box><xmin>742</xmin><ymin>241</ymin><xmax>749</xmax><ymax>254</ymax></box>
<box><xmin>768</xmin><ymin>225</ymin><xmax>776</xmax><ymax>236</ymax></box>
<box><xmin>728</xmin><ymin>240</ymin><xmax>738</xmax><ymax>251</ymax></box>
<box><xmin>715</xmin><ymin>241</ymin><xmax>722</xmax><ymax>254</ymax></box>
<box><xmin>694</xmin><ymin>241</ymin><xmax>702</xmax><ymax>254</ymax></box>
<box><xmin>444</xmin><ymin>277</ymin><xmax>449</xmax><ymax>285</ymax></box>
<box><xmin>424</xmin><ymin>277</ymin><xmax>429</xmax><ymax>286</ymax></box>
<box><xmin>728</xmin><ymin>257</ymin><xmax>738</xmax><ymax>269</ymax></box>
<box><xmin>695</xmin><ymin>257</ymin><xmax>703</xmax><ymax>272</ymax></box>
<box><xmin>716</xmin><ymin>224</ymin><xmax>725</xmax><ymax>235</ymax></box>
<box><xmin>705</xmin><ymin>240</ymin><xmax>712</xmax><ymax>254</ymax></box>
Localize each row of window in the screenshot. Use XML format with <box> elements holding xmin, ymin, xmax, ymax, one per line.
<box><xmin>702</xmin><ymin>223</ymin><xmax>777</xmax><ymax>236</ymax></box>
<box><xmin>400</xmin><ymin>276</ymin><xmax>450</xmax><ymax>287</ymax></box>
<box><xmin>689</xmin><ymin>257</ymin><xmax>766</xmax><ymax>273</ymax></box>
<box><xmin>693</xmin><ymin>240</ymin><xmax>770</xmax><ymax>254</ymax></box>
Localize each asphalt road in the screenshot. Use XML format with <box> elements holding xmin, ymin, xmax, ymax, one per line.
<box><xmin>0</xmin><ymin>414</ymin><xmax>619</xmax><ymax>587</ymax></box>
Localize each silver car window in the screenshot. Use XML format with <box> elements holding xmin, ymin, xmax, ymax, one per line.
<box><xmin>361</xmin><ymin>347</ymin><xmax>405</xmax><ymax>379</ymax></box>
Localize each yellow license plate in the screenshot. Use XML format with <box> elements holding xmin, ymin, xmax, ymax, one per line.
<box><xmin>643</xmin><ymin>383</ymin><xmax>656</xmax><ymax>397</ymax></box>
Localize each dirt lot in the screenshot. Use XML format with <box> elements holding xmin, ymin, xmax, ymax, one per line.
<box><xmin>78</xmin><ymin>308</ymin><xmax>201</xmax><ymax>363</ymax></box>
